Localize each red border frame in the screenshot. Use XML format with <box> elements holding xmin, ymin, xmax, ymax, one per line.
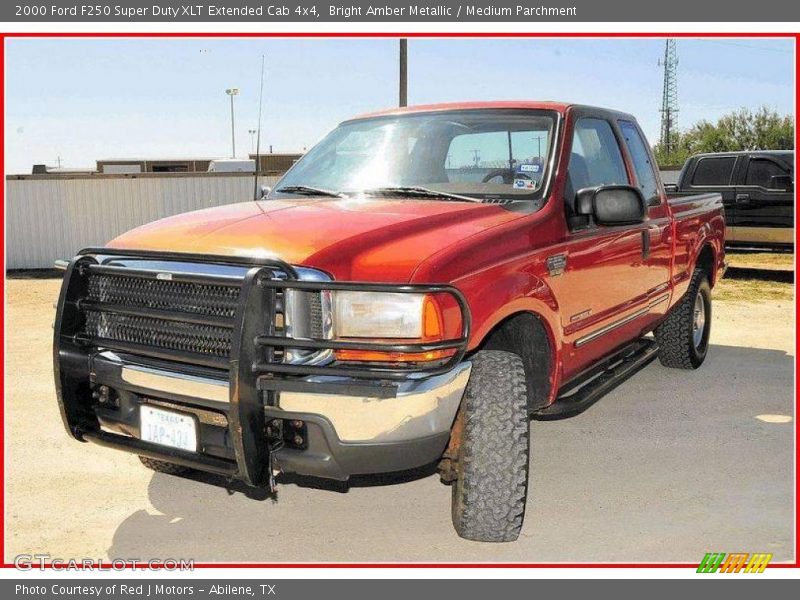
<box><xmin>1</xmin><ymin>30</ymin><xmax>797</xmax><ymax>571</ymax></box>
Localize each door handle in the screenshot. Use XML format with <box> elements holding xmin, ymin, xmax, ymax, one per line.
<box><xmin>641</xmin><ymin>229</ymin><xmax>651</xmax><ymax>260</ymax></box>
<box><xmin>735</xmin><ymin>193</ymin><xmax>751</xmax><ymax>205</ymax></box>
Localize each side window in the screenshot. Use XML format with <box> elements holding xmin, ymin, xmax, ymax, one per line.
<box><xmin>691</xmin><ymin>156</ymin><xmax>736</xmax><ymax>186</ymax></box>
<box><xmin>619</xmin><ymin>120</ymin><xmax>660</xmax><ymax>206</ymax></box>
<box><xmin>567</xmin><ymin>118</ymin><xmax>628</xmax><ymax>194</ymax></box>
<box><xmin>745</xmin><ymin>158</ymin><xmax>788</xmax><ymax>189</ymax></box>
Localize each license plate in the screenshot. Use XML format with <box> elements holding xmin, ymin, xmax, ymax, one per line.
<box><xmin>140</xmin><ymin>406</ymin><xmax>197</xmax><ymax>452</ymax></box>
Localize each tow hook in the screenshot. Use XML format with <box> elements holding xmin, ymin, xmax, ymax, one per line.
<box><xmin>265</xmin><ymin>418</ymin><xmax>308</xmax><ymax>491</ymax></box>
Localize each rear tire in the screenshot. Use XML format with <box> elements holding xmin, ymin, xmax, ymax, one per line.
<box><xmin>450</xmin><ymin>350</ymin><xmax>530</xmax><ymax>542</ymax></box>
<box><xmin>655</xmin><ymin>268</ymin><xmax>712</xmax><ymax>369</ymax></box>
<box><xmin>139</xmin><ymin>456</ymin><xmax>192</xmax><ymax>476</ymax></box>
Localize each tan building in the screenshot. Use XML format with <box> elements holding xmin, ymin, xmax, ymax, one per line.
<box><xmin>96</xmin><ymin>158</ymin><xmax>213</xmax><ymax>174</ymax></box>
<box><xmin>95</xmin><ymin>153</ymin><xmax>303</xmax><ymax>175</ymax></box>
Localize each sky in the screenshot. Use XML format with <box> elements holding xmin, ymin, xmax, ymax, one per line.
<box><xmin>4</xmin><ymin>37</ymin><xmax>795</xmax><ymax>174</ymax></box>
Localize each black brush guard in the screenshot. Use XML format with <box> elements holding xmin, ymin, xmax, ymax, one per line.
<box><xmin>53</xmin><ymin>248</ymin><xmax>471</xmax><ymax>487</ymax></box>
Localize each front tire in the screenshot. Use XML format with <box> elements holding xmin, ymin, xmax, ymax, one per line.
<box><xmin>655</xmin><ymin>268</ymin><xmax>712</xmax><ymax>369</ymax></box>
<box><xmin>450</xmin><ymin>350</ymin><xmax>530</xmax><ymax>542</ymax></box>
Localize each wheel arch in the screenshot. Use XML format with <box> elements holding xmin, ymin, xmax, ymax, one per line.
<box><xmin>471</xmin><ymin>309</ymin><xmax>558</xmax><ymax>412</ymax></box>
<box><xmin>695</xmin><ymin>242</ymin><xmax>718</xmax><ymax>287</ymax></box>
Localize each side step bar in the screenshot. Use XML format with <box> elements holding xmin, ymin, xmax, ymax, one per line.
<box><xmin>534</xmin><ymin>339</ymin><xmax>660</xmax><ymax>420</ymax></box>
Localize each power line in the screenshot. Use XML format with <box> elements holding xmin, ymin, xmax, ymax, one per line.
<box><xmin>694</xmin><ymin>39</ymin><xmax>793</xmax><ymax>55</ymax></box>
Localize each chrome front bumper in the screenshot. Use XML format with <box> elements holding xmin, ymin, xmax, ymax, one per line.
<box><xmin>93</xmin><ymin>353</ymin><xmax>471</xmax><ymax>480</ymax></box>
<box><xmin>277</xmin><ymin>362</ymin><xmax>471</xmax><ymax>443</ymax></box>
<box><xmin>109</xmin><ymin>353</ymin><xmax>471</xmax><ymax>444</ymax></box>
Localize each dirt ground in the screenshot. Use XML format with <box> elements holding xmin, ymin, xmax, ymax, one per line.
<box><xmin>3</xmin><ymin>252</ymin><xmax>795</xmax><ymax>563</ymax></box>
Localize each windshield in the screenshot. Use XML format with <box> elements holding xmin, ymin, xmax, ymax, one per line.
<box><xmin>270</xmin><ymin>109</ymin><xmax>558</xmax><ymax>202</ymax></box>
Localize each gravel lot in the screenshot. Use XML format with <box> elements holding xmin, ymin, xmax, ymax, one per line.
<box><xmin>4</xmin><ymin>258</ymin><xmax>794</xmax><ymax>563</ymax></box>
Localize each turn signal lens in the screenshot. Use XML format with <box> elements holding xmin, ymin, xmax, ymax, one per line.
<box><xmin>335</xmin><ymin>348</ymin><xmax>456</xmax><ymax>363</ymax></box>
<box><xmin>422</xmin><ymin>296</ymin><xmax>443</xmax><ymax>340</ymax></box>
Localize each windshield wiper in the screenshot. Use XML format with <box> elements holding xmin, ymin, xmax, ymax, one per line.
<box><xmin>361</xmin><ymin>186</ymin><xmax>479</xmax><ymax>203</ymax></box>
<box><xmin>274</xmin><ymin>185</ymin><xmax>345</xmax><ymax>198</ymax></box>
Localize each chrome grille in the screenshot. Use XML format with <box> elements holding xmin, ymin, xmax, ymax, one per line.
<box><xmin>82</xmin><ymin>270</ymin><xmax>325</xmax><ymax>364</ymax></box>
<box><xmin>87</xmin><ymin>273</ymin><xmax>240</xmax><ymax>318</ymax></box>
<box><xmin>84</xmin><ymin>311</ymin><xmax>233</xmax><ymax>358</ymax></box>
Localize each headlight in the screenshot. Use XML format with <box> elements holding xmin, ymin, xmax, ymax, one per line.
<box><xmin>333</xmin><ymin>291</ymin><xmax>426</xmax><ymax>338</ymax></box>
<box><xmin>331</xmin><ymin>291</ymin><xmax>462</xmax><ymax>363</ymax></box>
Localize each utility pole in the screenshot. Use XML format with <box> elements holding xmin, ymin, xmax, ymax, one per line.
<box><xmin>658</xmin><ymin>40</ymin><xmax>679</xmax><ymax>162</ymax></box>
<box><xmin>226</xmin><ymin>88</ymin><xmax>240</xmax><ymax>158</ymax></box>
<box><xmin>399</xmin><ymin>39</ymin><xmax>408</xmax><ymax>107</ymax></box>
<box><xmin>248</xmin><ymin>129</ymin><xmax>257</xmax><ymax>153</ymax></box>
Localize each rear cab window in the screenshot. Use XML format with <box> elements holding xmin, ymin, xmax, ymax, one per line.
<box><xmin>446</xmin><ymin>127</ymin><xmax>551</xmax><ymax>191</ymax></box>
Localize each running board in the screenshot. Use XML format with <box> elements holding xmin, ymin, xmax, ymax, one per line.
<box><xmin>533</xmin><ymin>339</ymin><xmax>660</xmax><ymax>420</ymax></box>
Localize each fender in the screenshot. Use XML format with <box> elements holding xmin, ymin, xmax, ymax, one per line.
<box><xmin>702</xmin><ymin>209</ymin><xmax>727</xmax><ymax>286</ymax></box>
<box><xmin>455</xmin><ymin>268</ymin><xmax>564</xmax><ymax>405</ymax></box>
<box><xmin>668</xmin><ymin>193</ymin><xmax>725</xmax><ymax>301</ymax></box>
<box><xmin>408</xmin><ymin>207</ymin><xmax>568</xmax><ymax>404</ymax></box>
<box><xmin>693</xmin><ymin>233</ymin><xmax>722</xmax><ymax>285</ymax></box>
<box><xmin>689</xmin><ymin>223</ymin><xmax>714</xmax><ymax>273</ymax></box>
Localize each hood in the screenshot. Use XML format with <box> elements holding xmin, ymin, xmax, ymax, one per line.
<box><xmin>106</xmin><ymin>197</ymin><xmax>522</xmax><ymax>281</ymax></box>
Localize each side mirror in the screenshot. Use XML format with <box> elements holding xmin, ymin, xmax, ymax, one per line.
<box><xmin>259</xmin><ymin>185</ymin><xmax>271</xmax><ymax>199</ymax></box>
<box><xmin>576</xmin><ymin>185</ymin><xmax>647</xmax><ymax>226</ymax></box>
<box><xmin>769</xmin><ymin>174</ymin><xmax>793</xmax><ymax>191</ymax></box>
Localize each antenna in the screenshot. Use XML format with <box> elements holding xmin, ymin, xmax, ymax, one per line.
<box><xmin>253</xmin><ymin>54</ymin><xmax>266</xmax><ymax>201</ymax></box>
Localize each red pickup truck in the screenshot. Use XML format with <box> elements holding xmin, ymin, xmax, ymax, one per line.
<box><xmin>54</xmin><ymin>102</ymin><xmax>725</xmax><ymax>542</ymax></box>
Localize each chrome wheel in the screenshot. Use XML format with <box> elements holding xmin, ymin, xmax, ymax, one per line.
<box><xmin>692</xmin><ymin>293</ymin><xmax>706</xmax><ymax>349</ymax></box>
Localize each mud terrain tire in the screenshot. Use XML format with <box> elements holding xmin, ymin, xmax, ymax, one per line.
<box><xmin>655</xmin><ymin>268</ymin><xmax>712</xmax><ymax>369</ymax></box>
<box><xmin>451</xmin><ymin>350</ymin><xmax>530</xmax><ymax>542</ymax></box>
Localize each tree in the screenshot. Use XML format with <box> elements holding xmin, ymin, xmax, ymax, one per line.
<box><xmin>653</xmin><ymin>106</ymin><xmax>794</xmax><ymax>167</ymax></box>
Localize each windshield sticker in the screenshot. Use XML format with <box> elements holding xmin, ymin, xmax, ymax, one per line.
<box><xmin>514</xmin><ymin>178</ymin><xmax>537</xmax><ymax>189</ymax></box>
<box><xmin>519</xmin><ymin>164</ymin><xmax>541</xmax><ymax>173</ymax></box>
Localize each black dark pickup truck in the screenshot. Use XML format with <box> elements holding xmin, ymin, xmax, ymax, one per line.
<box><xmin>665</xmin><ymin>150</ymin><xmax>794</xmax><ymax>249</ymax></box>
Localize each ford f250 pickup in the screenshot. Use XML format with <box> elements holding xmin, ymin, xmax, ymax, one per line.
<box><xmin>54</xmin><ymin>102</ymin><xmax>726</xmax><ymax>542</ymax></box>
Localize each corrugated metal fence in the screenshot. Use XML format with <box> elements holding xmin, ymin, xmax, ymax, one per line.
<box><xmin>5</xmin><ymin>173</ymin><xmax>281</xmax><ymax>269</ymax></box>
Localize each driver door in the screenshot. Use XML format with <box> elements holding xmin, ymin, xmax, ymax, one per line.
<box><xmin>547</xmin><ymin>115</ymin><xmax>652</xmax><ymax>378</ymax></box>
